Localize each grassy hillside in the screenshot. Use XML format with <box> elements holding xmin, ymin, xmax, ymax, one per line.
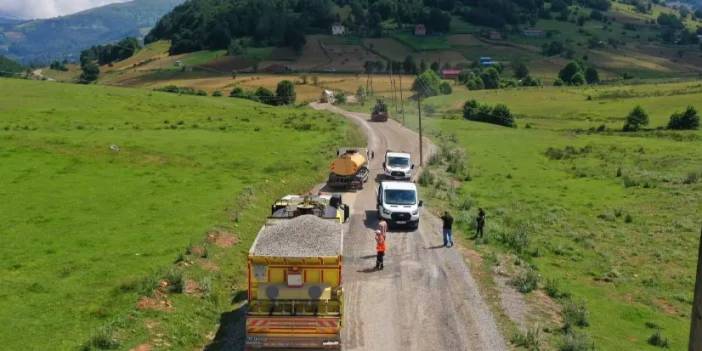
<box><xmin>0</xmin><ymin>78</ymin><xmax>361</xmax><ymax>350</ymax></box>
<box><xmin>372</xmin><ymin>82</ymin><xmax>701</xmax><ymax>350</ymax></box>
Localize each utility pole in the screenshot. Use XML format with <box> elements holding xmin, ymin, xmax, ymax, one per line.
<box><xmin>691</xmin><ymin>226</ymin><xmax>702</xmax><ymax>351</ymax></box>
<box><xmin>417</xmin><ymin>95</ymin><xmax>424</xmax><ymax>166</ymax></box>
<box><xmin>399</xmin><ymin>74</ymin><xmax>405</xmax><ymax>126</ymax></box>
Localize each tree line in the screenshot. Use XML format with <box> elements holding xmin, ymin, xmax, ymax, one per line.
<box><xmin>78</xmin><ymin>37</ymin><xmax>141</xmax><ymax>84</ymax></box>
<box><xmin>145</xmin><ymin>0</ymin><xmax>620</xmax><ymax>56</ymax></box>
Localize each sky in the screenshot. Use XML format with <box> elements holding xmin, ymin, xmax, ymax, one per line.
<box><xmin>0</xmin><ymin>0</ymin><xmax>131</xmax><ymax>19</ymax></box>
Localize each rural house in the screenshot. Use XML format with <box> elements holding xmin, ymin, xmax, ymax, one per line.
<box><xmin>414</xmin><ymin>24</ymin><xmax>427</xmax><ymax>36</ymax></box>
<box><xmin>441</xmin><ymin>69</ymin><xmax>461</xmax><ymax>80</ymax></box>
<box><xmin>331</xmin><ymin>23</ymin><xmax>346</xmax><ymax>36</ymax></box>
<box><xmin>522</xmin><ymin>28</ymin><xmax>545</xmax><ymax>37</ymax></box>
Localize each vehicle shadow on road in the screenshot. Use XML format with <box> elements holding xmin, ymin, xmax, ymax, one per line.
<box><xmin>203</xmin><ymin>299</ymin><xmax>247</xmax><ymax>351</ymax></box>
<box><xmin>363</xmin><ymin>210</ymin><xmax>379</xmax><ymax>230</ymax></box>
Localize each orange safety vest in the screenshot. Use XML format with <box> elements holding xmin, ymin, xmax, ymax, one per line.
<box><xmin>376</xmin><ymin>235</ymin><xmax>386</xmax><ymax>252</ymax></box>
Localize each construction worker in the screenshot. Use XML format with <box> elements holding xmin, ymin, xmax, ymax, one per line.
<box><xmin>375</xmin><ymin>229</ymin><xmax>386</xmax><ymax>270</ymax></box>
<box><xmin>476</xmin><ymin>208</ymin><xmax>486</xmax><ymax>239</ymax></box>
<box><xmin>441</xmin><ymin>211</ymin><xmax>454</xmax><ymax>248</ymax></box>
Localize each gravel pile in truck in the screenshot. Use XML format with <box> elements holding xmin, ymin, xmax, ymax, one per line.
<box><xmin>251</xmin><ymin>215</ymin><xmax>343</xmax><ymax>257</ymax></box>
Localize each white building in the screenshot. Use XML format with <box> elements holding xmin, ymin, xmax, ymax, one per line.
<box><xmin>332</xmin><ymin>23</ymin><xmax>346</xmax><ymax>36</ymax></box>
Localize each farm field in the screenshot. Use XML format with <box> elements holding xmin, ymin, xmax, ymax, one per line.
<box><xmin>365</xmin><ymin>81</ymin><xmax>702</xmax><ymax>350</ymax></box>
<box><xmin>0</xmin><ymin>78</ymin><xmax>361</xmax><ymax>350</ymax></box>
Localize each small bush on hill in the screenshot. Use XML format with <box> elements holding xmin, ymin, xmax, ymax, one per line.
<box><xmin>647</xmin><ymin>330</ymin><xmax>670</xmax><ymax>348</ymax></box>
<box><xmin>511</xmin><ymin>326</ymin><xmax>542</xmax><ymax>350</ymax></box>
<box><xmin>276</xmin><ymin>80</ymin><xmax>296</xmax><ymax>105</ymax></box>
<box><xmin>562</xmin><ymin>299</ymin><xmax>590</xmax><ymax>331</ymax></box>
<box><xmin>439</xmin><ymin>81</ymin><xmax>453</xmax><ymax>95</ymax></box>
<box><xmin>559</xmin><ymin>331</ymin><xmax>594</xmax><ymax>351</ymax></box>
<box><xmin>463</xmin><ymin>100</ymin><xmax>516</xmax><ymax>127</ymax></box>
<box><xmin>79</xmin><ymin>62</ymin><xmax>99</xmax><ymax>84</ymax></box>
<box><xmin>511</xmin><ymin>266</ymin><xmax>539</xmax><ymax>293</ymax></box>
<box><xmin>154</xmin><ymin>85</ymin><xmax>205</xmax><ymax>96</ymax></box>
<box><xmin>667</xmin><ymin>106</ymin><xmax>699</xmax><ymax>130</ymax></box>
<box><xmin>623</xmin><ymin>106</ymin><xmax>649</xmax><ymax>131</ymax></box>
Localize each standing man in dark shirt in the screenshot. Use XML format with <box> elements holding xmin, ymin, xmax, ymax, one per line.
<box><xmin>476</xmin><ymin>208</ymin><xmax>486</xmax><ymax>239</ymax></box>
<box><xmin>441</xmin><ymin>211</ymin><xmax>454</xmax><ymax>248</ymax></box>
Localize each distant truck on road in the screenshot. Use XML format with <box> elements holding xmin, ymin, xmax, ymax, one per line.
<box><xmin>245</xmin><ymin>195</ymin><xmax>346</xmax><ymax>350</ymax></box>
<box><xmin>383</xmin><ymin>151</ymin><xmax>414</xmax><ymax>181</ymax></box>
<box><xmin>377</xmin><ymin>181</ymin><xmax>423</xmax><ymax>229</ymax></box>
<box><xmin>370</xmin><ymin>100</ymin><xmax>389</xmax><ymax>122</ymax></box>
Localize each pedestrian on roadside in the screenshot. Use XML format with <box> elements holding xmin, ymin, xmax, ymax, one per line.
<box><xmin>441</xmin><ymin>211</ymin><xmax>454</xmax><ymax>248</ymax></box>
<box><xmin>375</xmin><ymin>229</ymin><xmax>386</xmax><ymax>270</ymax></box>
<box><xmin>475</xmin><ymin>208</ymin><xmax>486</xmax><ymax>239</ymax></box>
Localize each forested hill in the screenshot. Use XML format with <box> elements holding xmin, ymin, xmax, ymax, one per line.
<box><xmin>0</xmin><ymin>0</ymin><xmax>184</xmax><ymax>64</ymax></box>
<box><xmin>0</xmin><ymin>55</ymin><xmax>24</xmax><ymax>76</ymax></box>
<box><xmin>146</xmin><ymin>0</ymin><xmax>553</xmax><ymax>54</ymax></box>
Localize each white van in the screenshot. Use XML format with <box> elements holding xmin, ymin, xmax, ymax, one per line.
<box><xmin>383</xmin><ymin>151</ymin><xmax>414</xmax><ymax>180</ymax></box>
<box><xmin>377</xmin><ymin>181</ymin><xmax>423</xmax><ymax>229</ymax></box>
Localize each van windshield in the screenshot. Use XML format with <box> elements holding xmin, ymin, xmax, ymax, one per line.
<box><xmin>384</xmin><ymin>189</ymin><xmax>417</xmax><ymax>205</ymax></box>
<box><xmin>388</xmin><ymin>157</ymin><xmax>410</xmax><ymax>168</ymax></box>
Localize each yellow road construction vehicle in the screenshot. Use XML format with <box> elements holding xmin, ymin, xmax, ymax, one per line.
<box><xmin>245</xmin><ymin>194</ymin><xmax>346</xmax><ymax>350</ymax></box>
<box><xmin>327</xmin><ymin>147</ymin><xmax>373</xmax><ymax>190</ymax></box>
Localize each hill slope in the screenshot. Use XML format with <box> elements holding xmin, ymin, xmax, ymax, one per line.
<box><xmin>0</xmin><ymin>0</ymin><xmax>184</xmax><ymax>64</ymax></box>
<box><xmin>0</xmin><ymin>77</ymin><xmax>360</xmax><ymax>350</ymax></box>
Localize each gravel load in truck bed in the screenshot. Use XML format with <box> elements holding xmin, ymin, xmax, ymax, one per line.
<box><xmin>251</xmin><ymin>215</ymin><xmax>343</xmax><ymax>257</ymax></box>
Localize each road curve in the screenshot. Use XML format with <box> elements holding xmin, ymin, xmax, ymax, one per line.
<box><xmin>310</xmin><ymin>103</ymin><xmax>507</xmax><ymax>351</ymax></box>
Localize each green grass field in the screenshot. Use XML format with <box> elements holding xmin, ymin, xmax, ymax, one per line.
<box><xmin>353</xmin><ymin>81</ymin><xmax>701</xmax><ymax>350</ymax></box>
<box><xmin>0</xmin><ymin>78</ymin><xmax>361</xmax><ymax>350</ymax></box>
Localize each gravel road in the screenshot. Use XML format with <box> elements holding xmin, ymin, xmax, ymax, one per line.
<box><xmin>310</xmin><ymin>103</ymin><xmax>507</xmax><ymax>351</ymax></box>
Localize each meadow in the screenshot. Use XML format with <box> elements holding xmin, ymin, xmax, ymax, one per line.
<box><xmin>0</xmin><ymin>78</ymin><xmax>362</xmax><ymax>350</ymax></box>
<box><xmin>355</xmin><ymin>81</ymin><xmax>702</xmax><ymax>350</ymax></box>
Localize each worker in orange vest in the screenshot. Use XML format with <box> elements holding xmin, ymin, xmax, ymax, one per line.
<box><xmin>375</xmin><ymin>229</ymin><xmax>386</xmax><ymax>271</ymax></box>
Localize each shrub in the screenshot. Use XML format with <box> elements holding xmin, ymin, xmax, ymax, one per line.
<box><xmin>559</xmin><ymin>331</ymin><xmax>594</xmax><ymax>351</ymax></box>
<box><xmin>562</xmin><ymin>299</ymin><xmax>590</xmax><ymax>331</ymax></box>
<box><xmin>623</xmin><ymin>106</ymin><xmax>649</xmax><ymax>132</ymax></box>
<box><xmin>684</xmin><ymin>171</ymin><xmax>700</xmax><ymax>184</ymax></box>
<box><xmin>334</xmin><ymin>92</ymin><xmax>347</xmax><ymax>104</ymax></box>
<box><xmin>83</xmin><ymin>323</ymin><xmax>120</xmax><ymax>350</ymax></box>
<box><xmin>647</xmin><ymin>330</ymin><xmax>670</xmax><ymax>348</ymax></box>
<box><xmin>500</xmin><ymin>224</ymin><xmax>530</xmax><ymax>254</ymax></box>
<box><xmin>624</xmin><ymin>214</ymin><xmax>633</xmax><ymax>223</ymax></box>
<box><xmin>545</xmin><ymin>278</ymin><xmax>570</xmax><ymax>299</ymax></box>
<box><xmin>418</xmin><ymin>170</ymin><xmax>435</xmax><ymax>186</ymax></box>
<box><xmin>229</xmin><ymin>86</ymin><xmax>247</xmax><ymax>98</ymax></box>
<box><xmin>457</xmin><ymin>197</ymin><xmax>474</xmax><ymax>211</ymax></box>
<box><xmin>511</xmin><ymin>266</ymin><xmax>539</xmax><ymax>293</ymax></box>
<box><xmin>212</xmin><ymin>91</ymin><xmax>223</xmax><ymax>97</ymax></box>
<box><xmin>439</xmin><ymin>81</ymin><xmax>453</xmax><ymax>95</ymax></box>
<box><xmin>463</xmin><ymin>100</ymin><xmax>516</xmax><ymax>127</ymax></box>
<box><xmin>164</xmin><ymin>269</ymin><xmax>184</xmax><ymax>293</ymax></box>
<box><xmin>511</xmin><ymin>326</ymin><xmax>542</xmax><ymax>350</ymax></box>
<box><xmin>276</xmin><ymin>80</ymin><xmax>296</xmax><ymax>105</ymax></box>
<box><xmin>667</xmin><ymin>106</ymin><xmax>699</xmax><ymax>130</ymax></box>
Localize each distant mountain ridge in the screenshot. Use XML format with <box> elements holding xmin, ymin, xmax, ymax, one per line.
<box><xmin>0</xmin><ymin>0</ymin><xmax>184</xmax><ymax>64</ymax></box>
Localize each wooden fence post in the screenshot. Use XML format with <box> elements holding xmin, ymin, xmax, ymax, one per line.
<box><xmin>691</xmin><ymin>226</ymin><xmax>702</xmax><ymax>351</ymax></box>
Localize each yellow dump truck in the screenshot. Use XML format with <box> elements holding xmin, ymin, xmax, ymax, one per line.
<box><xmin>328</xmin><ymin>147</ymin><xmax>373</xmax><ymax>190</ymax></box>
<box><xmin>245</xmin><ymin>196</ymin><xmax>345</xmax><ymax>350</ymax></box>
